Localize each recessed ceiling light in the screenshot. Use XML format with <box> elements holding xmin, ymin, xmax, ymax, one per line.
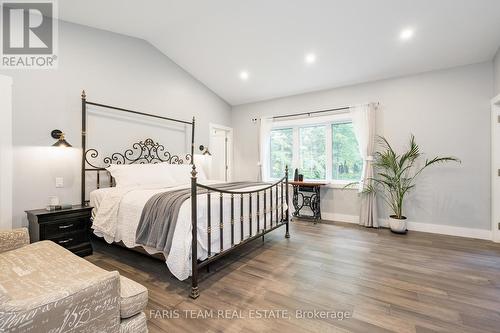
<box><xmin>239</xmin><ymin>71</ymin><xmax>249</xmax><ymax>81</ymax></box>
<box><xmin>399</xmin><ymin>28</ymin><xmax>414</xmax><ymax>41</ymax></box>
<box><xmin>305</xmin><ymin>53</ymin><xmax>316</xmax><ymax>64</ymax></box>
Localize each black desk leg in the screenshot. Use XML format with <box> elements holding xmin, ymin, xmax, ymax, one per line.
<box><xmin>292</xmin><ymin>186</ymin><xmax>301</xmax><ymax>218</ymax></box>
<box><xmin>292</xmin><ymin>185</ymin><xmax>322</xmax><ymax>223</ymax></box>
<box><xmin>313</xmin><ymin>186</ymin><xmax>321</xmax><ymax>222</ymax></box>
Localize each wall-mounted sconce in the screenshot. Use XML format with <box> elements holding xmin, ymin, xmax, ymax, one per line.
<box><xmin>51</xmin><ymin>129</ymin><xmax>72</xmax><ymax>147</ymax></box>
<box><xmin>199</xmin><ymin>145</ymin><xmax>212</xmax><ymax>156</ymax></box>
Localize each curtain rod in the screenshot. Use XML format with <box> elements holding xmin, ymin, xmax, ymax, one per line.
<box><xmin>272</xmin><ymin>102</ymin><xmax>378</xmax><ymax>120</ymax></box>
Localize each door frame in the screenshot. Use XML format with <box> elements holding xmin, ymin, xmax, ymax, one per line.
<box><xmin>0</xmin><ymin>75</ymin><xmax>13</xmax><ymax>230</ymax></box>
<box><xmin>209</xmin><ymin>123</ymin><xmax>233</xmax><ymax>182</ymax></box>
<box><xmin>491</xmin><ymin>94</ymin><xmax>500</xmax><ymax>242</ymax></box>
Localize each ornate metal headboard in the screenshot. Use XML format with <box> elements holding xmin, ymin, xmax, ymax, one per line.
<box><xmin>81</xmin><ymin>91</ymin><xmax>195</xmax><ymax>205</ymax></box>
<box><xmin>84</xmin><ymin>138</ymin><xmax>192</xmax><ymax>190</ymax></box>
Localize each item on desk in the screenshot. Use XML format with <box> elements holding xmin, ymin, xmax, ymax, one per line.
<box><xmin>298</xmin><ymin>174</ymin><xmax>304</xmax><ymax>182</ymax></box>
<box><xmin>46</xmin><ymin>205</ymin><xmax>62</xmax><ymax>211</ymax></box>
<box><xmin>46</xmin><ymin>203</ymin><xmax>73</xmax><ymax>211</ymax></box>
<box><xmin>294</xmin><ymin>168</ymin><xmax>299</xmax><ymax>181</ymax></box>
<box><xmin>48</xmin><ymin>195</ymin><xmax>60</xmax><ymax>206</ymax></box>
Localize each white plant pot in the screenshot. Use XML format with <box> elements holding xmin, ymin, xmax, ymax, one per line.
<box><xmin>389</xmin><ymin>215</ymin><xmax>407</xmax><ymax>234</ymax></box>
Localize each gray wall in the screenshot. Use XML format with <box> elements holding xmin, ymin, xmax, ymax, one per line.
<box><xmin>232</xmin><ymin>62</ymin><xmax>493</xmax><ymax>230</ymax></box>
<box><xmin>495</xmin><ymin>47</ymin><xmax>500</xmax><ymax>95</ymax></box>
<box><xmin>1</xmin><ymin>19</ymin><xmax>496</xmax><ymax>232</ymax></box>
<box><xmin>0</xmin><ymin>75</ymin><xmax>13</xmax><ymax>230</ymax></box>
<box><xmin>1</xmin><ymin>21</ymin><xmax>231</xmax><ymax>228</ymax></box>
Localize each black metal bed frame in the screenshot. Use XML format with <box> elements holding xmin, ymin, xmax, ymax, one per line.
<box><xmin>80</xmin><ymin>91</ymin><xmax>290</xmax><ymax>298</ymax></box>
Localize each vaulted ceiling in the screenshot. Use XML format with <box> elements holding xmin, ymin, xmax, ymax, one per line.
<box><xmin>59</xmin><ymin>0</ymin><xmax>500</xmax><ymax>105</ymax></box>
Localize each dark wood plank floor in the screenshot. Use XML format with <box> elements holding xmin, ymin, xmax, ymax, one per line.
<box><xmin>87</xmin><ymin>220</ymin><xmax>500</xmax><ymax>333</ymax></box>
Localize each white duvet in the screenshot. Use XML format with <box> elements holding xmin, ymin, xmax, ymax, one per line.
<box><xmin>90</xmin><ymin>181</ymin><xmax>287</xmax><ymax>280</ymax></box>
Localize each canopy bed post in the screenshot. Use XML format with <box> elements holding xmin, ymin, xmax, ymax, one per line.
<box><xmin>81</xmin><ymin>90</ymin><xmax>87</xmax><ymax>206</ymax></box>
<box><xmin>190</xmin><ymin>165</ymin><xmax>199</xmax><ymax>299</ymax></box>
<box><xmin>190</xmin><ymin>116</ymin><xmax>195</xmax><ymax>164</ymax></box>
<box><xmin>189</xmin><ymin>116</ymin><xmax>198</xmax><ymax>299</ymax></box>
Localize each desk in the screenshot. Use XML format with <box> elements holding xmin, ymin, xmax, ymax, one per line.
<box><xmin>290</xmin><ymin>181</ymin><xmax>326</xmax><ymax>222</ymax></box>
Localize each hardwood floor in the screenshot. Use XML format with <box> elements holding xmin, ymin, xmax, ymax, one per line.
<box><xmin>87</xmin><ymin>220</ymin><xmax>500</xmax><ymax>333</ymax></box>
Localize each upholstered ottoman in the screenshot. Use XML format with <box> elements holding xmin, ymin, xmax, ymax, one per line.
<box><xmin>119</xmin><ymin>276</ymin><xmax>149</xmax><ymax>333</ymax></box>
<box><xmin>0</xmin><ymin>229</ymin><xmax>148</xmax><ymax>333</ymax></box>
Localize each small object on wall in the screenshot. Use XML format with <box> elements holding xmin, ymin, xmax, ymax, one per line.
<box><xmin>199</xmin><ymin>145</ymin><xmax>212</xmax><ymax>156</ymax></box>
<box><xmin>298</xmin><ymin>174</ymin><xmax>304</xmax><ymax>182</ymax></box>
<box><xmin>51</xmin><ymin>129</ymin><xmax>72</xmax><ymax>147</ymax></box>
<box><xmin>294</xmin><ymin>168</ymin><xmax>299</xmax><ymax>181</ymax></box>
<box><xmin>55</xmin><ymin>177</ymin><xmax>64</xmax><ymax>188</ymax></box>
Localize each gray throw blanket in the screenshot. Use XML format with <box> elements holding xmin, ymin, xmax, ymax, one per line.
<box><xmin>135</xmin><ymin>182</ymin><xmax>268</xmax><ymax>254</ymax></box>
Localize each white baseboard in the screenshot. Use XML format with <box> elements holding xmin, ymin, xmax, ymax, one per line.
<box><xmin>321</xmin><ymin>213</ymin><xmax>492</xmax><ymax>240</ymax></box>
<box><xmin>322</xmin><ymin>213</ymin><xmax>359</xmax><ymax>224</ymax></box>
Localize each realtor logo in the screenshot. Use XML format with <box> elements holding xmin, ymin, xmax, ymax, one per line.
<box><xmin>1</xmin><ymin>0</ymin><xmax>58</xmax><ymax>68</ymax></box>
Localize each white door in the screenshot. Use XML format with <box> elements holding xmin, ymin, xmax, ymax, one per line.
<box><xmin>209</xmin><ymin>124</ymin><xmax>233</xmax><ymax>182</ymax></box>
<box><xmin>0</xmin><ymin>75</ymin><xmax>13</xmax><ymax>230</ymax></box>
<box><xmin>491</xmin><ymin>94</ymin><xmax>500</xmax><ymax>243</ymax></box>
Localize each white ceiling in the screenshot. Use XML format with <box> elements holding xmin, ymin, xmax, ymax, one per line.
<box><xmin>58</xmin><ymin>0</ymin><xmax>500</xmax><ymax>105</ymax></box>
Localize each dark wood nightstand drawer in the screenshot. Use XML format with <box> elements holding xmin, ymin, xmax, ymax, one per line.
<box><xmin>38</xmin><ymin>211</ymin><xmax>91</xmax><ymax>222</ymax></box>
<box><xmin>48</xmin><ymin>230</ymin><xmax>88</xmax><ymax>249</ymax></box>
<box><xmin>42</xmin><ymin>217</ymin><xmax>88</xmax><ymax>237</ymax></box>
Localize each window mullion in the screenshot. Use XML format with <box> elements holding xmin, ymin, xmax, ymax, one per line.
<box><xmin>325</xmin><ymin>124</ymin><xmax>333</xmax><ymax>182</ymax></box>
<box><xmin>292</xmin><ymin>127</ymin><xmax>299</xmax><ymax>172</ymax></box>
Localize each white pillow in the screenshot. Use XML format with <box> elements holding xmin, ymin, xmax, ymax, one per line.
<box><xmin>160</xmin><ymin>163</ymin><xmax>207</xmax><ymax>186</ymax></box>
<box><xmin>106</xmin><ymin>163</ymin><xmax>177</xmax><ymax>187</ymax></box>
<box><xmin>193</xmin><ymin>154</ymin><xmax>212</xmax><ymax>180</ymax></box>
<box><xmin>196</xmin><ymin>164</ymin><xmax>207</xmax><ymax>181</ymax></box>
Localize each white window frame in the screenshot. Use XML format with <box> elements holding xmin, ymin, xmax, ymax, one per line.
<box><xmin>269</xmin><ymin>113</ymin><xmax>361</xmax><ymax>188</ymax></box>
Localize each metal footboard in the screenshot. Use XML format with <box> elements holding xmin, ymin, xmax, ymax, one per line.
<box><xmin>189</xmin><ymin>166</ymin><xmax>289</xmax><ymax>299</ymax></box>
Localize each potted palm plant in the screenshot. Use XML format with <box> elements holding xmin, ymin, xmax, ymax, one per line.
<box><xmin>363</xmin><ymin>135</ymin><xmax>460</xmax><ymax>234</ymax></box>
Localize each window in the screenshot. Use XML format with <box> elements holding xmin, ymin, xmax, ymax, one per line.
<box><xmin>270</xmin><ymin>128</ymin><xmax>293</xmax><ymax>179</ymax></box>
<box><xmin>299</xmin><ymin>125</ymin><xmax>326</xmax><ymax>180</ymax></box>
<box><xmin>268</xmin><ymin>116</ymin><xmax>362</xmax><ymax>184</ymax></box>
<box><xmin>332</xmin><ymin>123</ymin><xmax>362</xmax><ymax>181</ymax></box>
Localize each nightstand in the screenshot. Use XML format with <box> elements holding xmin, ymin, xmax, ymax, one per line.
<box><xmin>26</xmin><ymin>205</ymin><xmax>93</xmax><ymax>257</ymax></box>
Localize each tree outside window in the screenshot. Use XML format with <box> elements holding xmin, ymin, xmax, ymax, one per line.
<box><xmin>299</xmin><ymin>125</ymin><xmax>326</xmax><ymax>180</ymax></box>
<box><xmin>269</xmin><ymin>120</ymin><xmax>362</xmax><ymax>183</ymax></box>
<box><xmin>270</xmin><ymin>128</ymin><xmax>293</xmax><ymax>179</ymax></box>
<box><xmin>332</xmin><ymin>122</ymin><xmax>362</xmax><ymax>181</ymax></box>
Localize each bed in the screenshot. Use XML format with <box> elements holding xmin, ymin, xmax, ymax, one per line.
<box><xmin>80</xmin><ymin>91</ymin><xmax>290</xmax><ymax>298</ymax></box>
